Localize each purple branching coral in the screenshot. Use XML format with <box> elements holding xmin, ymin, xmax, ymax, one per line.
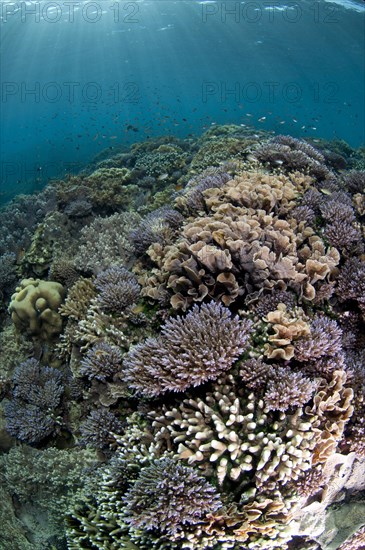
<box><xmin>294</xmin><ymin>316</ymin><xmax>343</xmax><ymax>362</ymax></box>
<box><xmin>123</xmin><ymin>301</ymin><xmax>253</xmax><ymax>397</ymax></box>
<box><xmin>324</xmin><ymin>220</ymin><xmax>363</xmax><ymax>255</ymax></box>
<box><xmin>249</xmin><ymin>289</ymin><xmax>296</xmax><ymax>319</ymax></box>
<box><xmin>290</xmin><ymin>204</ymin><xmax>317</xmax><ymax>226</ymax></box>
<box><xmin>263</xmin><ymin>366</ymin><xmax>317</xmax><ymax>411</ymax></box>
<box><xmin>239</xmin><ymin>360</ymin><xmax>317</xmax><ymax>411</ymax></box>
<box><xmin>337</xmin><ymin>259</ymin><xmax>365</xmax><ymax>316</ymax></box>
<box><xmin>79</xmin><ymin>408</ymin><xmax>123</xmax><ymax>450</ymax></box>
<box><xmin>123</xmin><ymin>457</ymin><xmax>222</xmax><ymax>535</ymax></box>
<box><xmin>4</xmin><ymin>358</ymin><xmax>64</xmax><ymax>444</ymax></box>
<box><xmin>341</xmin><ymin>170</ymin><xmax>365</xmax><ymax>194</ymax></box>
<box><xmin>79</xmin><ymin>342</ymin><xmax>123</xmax><ymax>382</ymax></box>
<box><xmin>254</xmin><ymin>135</ymin><xmax>331</xmax><ymax>181</ymax></box>
<box><xmin>320</xmin><ymin>198</ymin><xmax>363</xmax><ymax>255</ymax></box>
<box><xmin>320</xmin><ymin>200</ymin><xmax>355</xmax><ymax>224</ymax></box>
<box><xmin>300</xmin><ymin>188</ymin><xmax>325</xmax><ymax>211</ymax></box>
<box><xmin>95</xmin><ymin>267</ymin><xmax>140</xmax><ymax>314</ymax></box>
<box><xmin>12</xmin><ymin>359</ymin><xmax>63</xmax><ymax>409</ymax></box>
<box><xmin>130</xmin><ymin>207</ymin><xmax>184</xmax><ymax>255</ymax></box>
<box><xmin>175</xmin><ymin>168</ymin><xmax>231</xmax><ymax>215</ymax></box>
<box><xmin>4</xmin><ymin>402</ymin><xmax>58</xmax><ymax>444</ymax></box>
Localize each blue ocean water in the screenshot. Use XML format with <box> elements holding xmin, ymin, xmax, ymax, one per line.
<box><xmin>0</xmin><ymin>0</ymin><xmax>364</xmax><ymax>203</ymax></box>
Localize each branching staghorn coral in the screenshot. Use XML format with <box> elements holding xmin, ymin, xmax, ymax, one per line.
<box><xmin>79</xmin><ymin>342</ymin><xmax>123</xmax><ymax>382</ymax></box>
<box><xmin>79</xmin><ymin>408</ymin><xmax>124</xmax><ymax>450</ymax></box>
<box><xmin>130</xmin><ymin>206</ymin><xmax>184</xmax><ymax>255</ymax></box>
<box><xmin>294</xmin><ymin>316</ymin><xmax>343</xmax><ymax>362</ymax></box>
<box><xmin>263</xmin><ymin>367</ymin><xmax>318</xmax><ymax>412</ymax></box>
<box><xmin>174</xmin><ymin>167</ymin><xmax>231</xmax><ymax>215</ymax></box>
<box><xmin>336</xmin><ymin>258</ymin><xmax>365</xmax><ymax>318</ymax></box>
<box><xmin>123</xmin><ymin>301</ymin><xmax>253</xmax><ymax>396</ymax></box>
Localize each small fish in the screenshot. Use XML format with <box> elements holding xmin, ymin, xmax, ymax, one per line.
<box><xmin>258</xmin><ymin>116</ymin><xmax>266</xmax><ymax>122</ymax></box>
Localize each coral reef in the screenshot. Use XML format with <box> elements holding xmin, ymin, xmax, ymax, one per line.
<box><xmin>1</xmin><ymin>126</ymin><xmax>364</xmax><ymax>549</ymax></box>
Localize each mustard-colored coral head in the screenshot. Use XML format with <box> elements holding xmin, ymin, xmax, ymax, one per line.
<box><xmin>9</xmin><ymin>278</ymin><xmax>66</xmax><ymax>340</ymax></box>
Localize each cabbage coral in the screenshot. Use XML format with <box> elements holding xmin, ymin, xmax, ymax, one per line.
<box><xmin>123</xmin><ymin>301</ymin><xmax>253</xmax><ymax>396</ymax></box>
<box><xmin>142</xmin><ymin>171</ymin><xmax>339</xmax><ymax>310</ymax></box>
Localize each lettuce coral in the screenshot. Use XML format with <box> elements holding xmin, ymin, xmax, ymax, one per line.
<box><xmin>142</xmin><ymin>171</ymin><xmax>339</xmax><ymax>310</ymax></box>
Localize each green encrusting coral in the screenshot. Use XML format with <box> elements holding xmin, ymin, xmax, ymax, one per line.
<box><xmin>0</xmin><ymin>126</ymin><xmax>364</xmax><ymax>550</ymax></box>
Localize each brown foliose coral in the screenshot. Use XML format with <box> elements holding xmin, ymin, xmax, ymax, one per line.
<box><xmin>141</xmin><ymin>170</ymin><xmax>339</xmax><ymax>310</ymax></box>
